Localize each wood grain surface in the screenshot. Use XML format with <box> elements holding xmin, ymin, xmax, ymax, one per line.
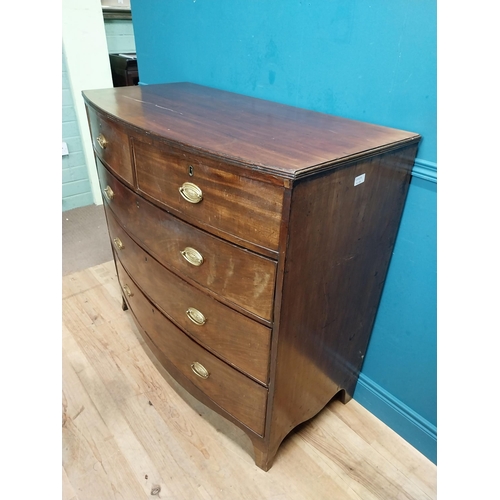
<box><xmin>133</xmin><ymin>135</ymin><xmax>285</xmax><ymax>251</ymax></box>
<box><xmin>86</xmin><ymin>106</ymin><xmax>134</xmax><ymax>187</ymax></box>
<box><xmin>97</xmin><ymin>159</ymin><xmax>277</xmax><ymax>321</ymax></box>
<box><xmin>266</xmin><ymin>146</ymin><xmax>418</xmax><ymax>462</ymax></box>
<box><xmin>83</xmin><ymin>83</ymin><xmax>420</xmax><ymax>178</ymax></box>
<box><xmin>106</xmin><ymin>207</ymin><xmax>272</xmax><ymax>384</ymax></box>
<box><xmin>116</xmin><ymin>259</ymin><xmax>268</xmax><ymax>435</ymax></box>
<box><xmin>62</xmin><ymin>261</ymin><xmax>436</xmax><ymax>500</ymax></box>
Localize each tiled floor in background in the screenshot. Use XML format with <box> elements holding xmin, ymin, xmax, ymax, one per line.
<box><xmin>62</xmin><ymin>204</ymin><xmax>113</xmax><ymax>276</ymax></box>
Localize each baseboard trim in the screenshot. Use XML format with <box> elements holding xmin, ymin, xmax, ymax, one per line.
<box><xmin>354</xmin><ymin>373</ymin><xmax>437</xmax><ymax>464</ymax></box>
<box><xmin>412</xmin><ymin>158</ymin><xmax>437</xmax><ymax>183</ymax></box>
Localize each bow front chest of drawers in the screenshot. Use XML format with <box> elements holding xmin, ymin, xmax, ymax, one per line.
<box><xmin>83</xmin><ymin>82</ymin><xmax>420</xmax><ymax>471</ymax></box>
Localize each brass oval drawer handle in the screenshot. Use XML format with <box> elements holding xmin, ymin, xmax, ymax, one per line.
<box><xmin>96</xmin><ymin>133</ymin><xmax>108</xmax><ymax>149</ymax></box>
<box><xmin>180</xmin><ymin>247</ymin><xmax>204</xmax><ymax>266</ymax></box>
<box><xmin>191</xmin><ymin>361</ymin><xmax>209</xmax><ymax>379</ymax></box>
<box><xmin>104</xmin><ymin>185</ymin><xmax>114</xmax><ymax>201</ymax></box>
<box><xmin>113</xmin><ymin>237</ymin><xmax>124</xmax><ymax>250</ymax></box>
<box><xmin>179</xmin><ymin>182</ymin><xmax>203</xmax><ymax>204</ymax></box>
<box><xmin>186</xmin><ymin>307</ymin><xmax>206</xmax><ymax>326</ymax></box>
<box><xmin>123</xmin><ymin>284</ymin><xmax>133</xmax><ymax>297</ymax></box>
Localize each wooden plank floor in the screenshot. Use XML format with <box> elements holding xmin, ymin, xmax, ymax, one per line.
<box><xmin>62</xmin><ymin>261</ymin><xmax>437</xmax><ymax>500</ymax></box>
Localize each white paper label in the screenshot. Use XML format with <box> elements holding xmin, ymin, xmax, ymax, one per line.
<box><xmin>354</xmin><ymin>173</ymin><xmax>365</xmax><ymax>186</ymax></box>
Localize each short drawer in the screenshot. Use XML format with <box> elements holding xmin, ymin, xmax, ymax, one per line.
<box><xmin>98</xmin><ymin>160</ymin><xmax>276</xmax><ymax>321</ymax></box>
<box><xmin>87</xmin><ymin>106</ymin><xmax>134</xmax><ymax>186</ymax></box>
<box><xmin>133</xmin><ymin>136</ymin><xmax>284</xmax><ymax>252</ymax></box>
<box><xmin>116</xmin><ymin>260</ymin><xmax>268</xmax><ymax>436</ymax></box>
<box><xmin>107</xmin><ymin>207</ymin><xmax>271</xmax><ymax>384</ymax></box>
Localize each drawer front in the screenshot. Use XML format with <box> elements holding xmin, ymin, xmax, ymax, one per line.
<box><xmin>98</xmin><ymin>160</ymin><xmax>276</xmax><ymax>321</ymax></box>
<box><xmin>133</xmin><ymin>137</ymin><xmax>284</xmax><ymax>251</ymax></box>
<box><xmin>116</xmin><ymin>260</ymin><xmax>268</xmax><ymax>436</ymax></box>
<box><xmin>106</xmin><ymin>207</ymin><xmax>271</xmax><ymax>384</ymax></box>
<box><xmin>87</xmin><ymin>106</ymin><xmax>134</xmax><ymax>186</ymax></box>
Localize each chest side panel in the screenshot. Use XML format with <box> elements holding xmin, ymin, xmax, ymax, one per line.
<box><xmin>268</xmin><ymin>144</ymin><xmax>419</xmax><ymax>445</ymax></box>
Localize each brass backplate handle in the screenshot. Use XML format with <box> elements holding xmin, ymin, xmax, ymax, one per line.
<box><xmin>97</xmin><ymin>133</ymin><xmax>108</xmax><ymax>149</ymax></box>
<box><xmin>113</xmin><ymin>237</ymin><xmax>124</xmax><ymax>250</ymax></box>
<box><xmin>179</xmin><ymin>182</ymin><xmax>203</xmax><ymax>204</ymax></box>
<box><xmin>123</xmin><ymin>284</ymin><xmax>133</xmax><ymax>297</ymax></box>
<box><xmin>186</xmin><ymin>307</ymin><xmax>206</xmax><ymax>326</ymax></box>
<box><xmin>180</xmin><ymin>247</ymin><xmax>204</xmax><ymax>266</ymax></box>
<box><xmin>104</xmin><ymin>186</ymin><xmax>114</xmax><ymax>201</ymax></box>
<box><xmin>191</xmin><ymin>361</ymin><xmax>209</xmax><ymax>379</ymax></box>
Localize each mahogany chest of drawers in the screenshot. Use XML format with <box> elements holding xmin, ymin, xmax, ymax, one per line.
<box><xmin>83</xmin><ymin>82</ymin><xmax>420</xmax><ymax>471</ymax></box>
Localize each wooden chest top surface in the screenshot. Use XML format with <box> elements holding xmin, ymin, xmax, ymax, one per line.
<box><xmin>83</xmin><ymin>82</ymin><xmax>420</xmax><ymax>178</ymax></box>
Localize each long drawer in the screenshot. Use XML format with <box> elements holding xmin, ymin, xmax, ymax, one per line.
<box><xmin>116</xmin><ymin>260</ymin><xmax>268</xmax><ymax>436</ymax></box>
<box><xmin>106</xmin><ymin>206</ymin><xmax>272</xmax><ymax>384</ymax></box>
<box><xmin>133</xmin><ymin>135</ymin><xmax>284</xmax><ymax>251</ymax></box>
<box><xmin>98</xmin><ymin>159</ymin><xmax>277</xmax><ymax>321</ymax></box>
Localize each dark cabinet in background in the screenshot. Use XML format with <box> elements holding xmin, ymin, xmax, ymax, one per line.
<box><xmin>109</xmin><ymin>53</ymin><xmax>139</xmax><ymax>87</ymax></box>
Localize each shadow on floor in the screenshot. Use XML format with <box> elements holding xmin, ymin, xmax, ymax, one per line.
<box><xmin>62</xmin><ymin>204</ymin><xmax>113</xmax><ymax>276</ymax></box>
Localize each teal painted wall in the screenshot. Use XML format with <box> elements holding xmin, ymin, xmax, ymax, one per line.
<box><xmin>130</xmin><ymin>0</ymin><xmax>437</xmax><ymax>462</ymax></box>
<box><xmin>62</xmin><ymin>48</ymin><xmax>94</xmax><ymax>211</ymax></box>
<box><xmin>355</xmin><ymin>174</ymin><xmax>437</xmax><ymax>462</ymax></box>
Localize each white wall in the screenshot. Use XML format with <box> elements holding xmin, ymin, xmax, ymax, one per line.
<box><xmin>62</xmin><ymin>0</ymin><xmax>113</xmax><ymax>205</ymax></box>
